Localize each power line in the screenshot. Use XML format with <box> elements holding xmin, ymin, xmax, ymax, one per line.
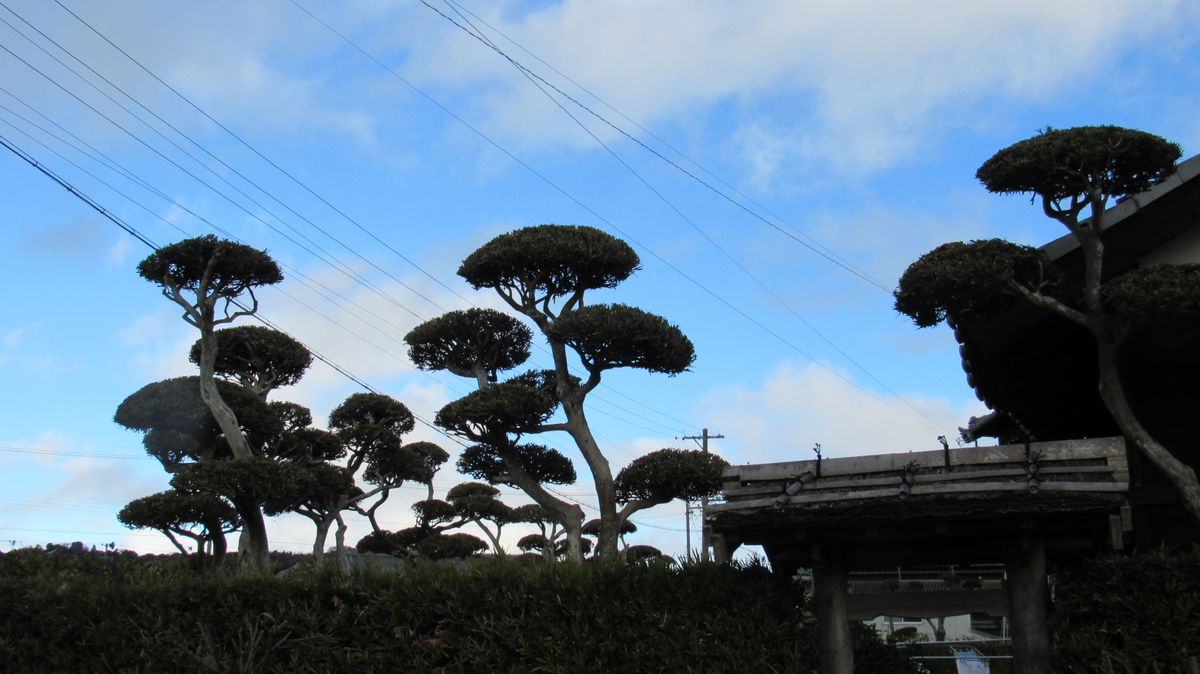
<box><xmin>423</xmin><ymin>2</ymin><xmax>939</xmax><ymax>432</ymax></box>
<box><xmin>42</xmin><ymin>0</ymin><xmax>474</xmax><ymax>308</ymax></box>
<box><xmin>442</xmin><ymin>0</ymin><xmax>876</xmax><ymax>289</ymax></box>
<box><xmin>3</xmin><ymin>6</ymin><xmax>695</xmax><ymax>441</ymax></box>
<box><xmin>433</xmin><ymin>0</ymin><xmax>888</xmax><ymax>293</ymax></box>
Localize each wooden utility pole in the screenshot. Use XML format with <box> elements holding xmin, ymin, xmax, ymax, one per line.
<box><xmin>683</xmin><ymin>428</ymin><xmax>724</xmax><ymax>561</ymax></box>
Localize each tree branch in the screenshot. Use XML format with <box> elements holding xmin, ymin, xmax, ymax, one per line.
<box><xmin>1006</xmin><ymin>280</ymin><xmax>1090</xmax><ymax>326</ymax></box>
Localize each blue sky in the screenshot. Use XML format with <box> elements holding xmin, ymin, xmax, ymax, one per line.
<box><xmin>1</xmin><ymin>0</ymin><xmax>1198</xmax><ymax>557</ymax></box>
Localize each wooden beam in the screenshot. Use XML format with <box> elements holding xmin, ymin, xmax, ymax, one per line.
<box><xmin>723</xmin><ymin>437</ymin><xmax>1124</xmax><ymax>483</ymax></box>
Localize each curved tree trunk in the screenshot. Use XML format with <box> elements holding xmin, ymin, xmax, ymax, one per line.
<box><xmin>1096</xmin><ymin>339</ymin><xmax>1200</xmax><ymax>519</ymax></box>
<box><xmin>234</xmin><ymin>496</ymin><xmax>270</xmax><ymax>568</ymax></box>
<box><xmin>312</xmin><ymin>516</ymin><xmax>333</xmax><ymax>560</ymax></box>
<box><xmin>562</xmin><ymin>398</ymin><xmax>620</xmax><ymax>557</ymax></box>
<box><xmin>197</xmin><ymin>328</ymin><xmax>254</xmax><ymax>460</ymax></box>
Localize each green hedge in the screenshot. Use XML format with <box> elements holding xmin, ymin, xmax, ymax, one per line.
<box><xmin>1053</xmin><ymin>547</ymin><xmax>1200</xmax><ymax>673</ymax></box>
<box><xmin>0</xmin><ymin>549</ymin><xmax>916</xmax><ymax>673</ymax></box>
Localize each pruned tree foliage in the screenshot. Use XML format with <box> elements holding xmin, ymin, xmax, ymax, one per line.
<box><xmin>422</xmin><ymin>224</ymin><xmax>699</xmax><ymax>560</ymax></box>
<box><xmin>405</xmin><ymin>308</ymin><xmax>532</xmax><ymax>385</ymax></box>
<box><xmin>1102</xmin><ymin>264</ymin><xmax>1200</xmax><ymax>321</ymax></box>
<box><xmin>976</xmin><ymin>125</ymin><xmax>1180</xmax><ymax>204</ymax></box>
<box><xmin>137</xmin><ymin>236</ymin><xmax>283</xmax><ymax>463</ymax></box>
<box><xmin>114</xmin><ymin>376</ymin><xmax>280</xmax><ymax>469</ymax></box>
<box><xmin>188</xmin><ymin>326</ymin><xmax>312</xmax><ymax>397</ymax></box>
<box><xmin>458</xmin><ymin>443</ymin><xmax>577</xmax><ymax>486</ymax></box>
<box><xmin>896</xmin><ymin>125</ymin><xmax>1200</xmax><ymax>521</ymax></box>
<box><xmin>435</xmin><ymin>382</ymin><xmax>557</xmax><ymax>438</ymax></box>
<box><xmin>894</xmin><ymin>239</ymin><xmax>1059</xmax><ymax>328</ymax></box>
<box><xmin>329</xmin><ymin>392</ymin><xmax>415</xmax><ymax>438</ymax></box>
<box><xmin>615</xmin><ymin>449</ymin><xmax>730</xmax><ymax>522</ymax></box>
<box><xmin>458</xmin><ymin>224</ymin><xmax>640</xmax><ymax>300</ymax></box>
<box><xmin>544</xmin><ymin>304</ymin><xmax>695</xmax><ymax>375</ymax></box>
<box><xmin>118</xmin><ymin>490</ymin><xmax>238</xmax><ymax>567</ymax></box>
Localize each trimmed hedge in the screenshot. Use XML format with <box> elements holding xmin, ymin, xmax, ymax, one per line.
<box><xmin>1053</xmin><ymin>547</ymin><xmax>1200</xmax><ymax>673</ymax></box>
<box><xmin>0</xmin><ymin>549</ymin><xmax>917</xmax><ymax>673</ymax></box>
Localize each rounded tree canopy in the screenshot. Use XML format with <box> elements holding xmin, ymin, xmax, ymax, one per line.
<box><xmin>170</xmin><ymin>457</ymin><xmax>316</xmax><ymax>506</ymax></box>
<box><xmin>269</xmin><ymin>401</ymin><xmax>313</xmax><ymax>432</ymax></box>
<box><xmin>615</xmin><ymin>448</ymin><xmax>730</xmax><ymax>504</ymax></box>
<box><xmin>137</xmin><ymin>235</ymin><xmax>282</xmax><ymax>295</ymax></box>
<box><xmin>457</xmin><ymin>442</ymin><xmax>577</xmax><ymax>486</ymax></box>
<box><xmin>436</xmin><ymin>381</ymin><xmax>557</xmax><ymax>438</ymax></box>
<box><xmin>189</xmin><ymin>326</ymin><xmax>312</xmax><ymax>394</ymax></box>
<box><xmin>582</xmin><ymin>518</ymin><xmax>636</xmax><ymax>536</ymax></box>
<box><xmin>516</xmin><ymin>533</ymin><xmax>549</xmax><ymax>553</ymax></box>
<box><xmin>405</xmin><ymin>308</ymin><xmax>532</xmax><ymax>379</ymax></box>
<box><xmin>269</xmin><ymin>427</ymin><xmax>345</xmax><ymax>463</ymax></box>
<box><xmin>363</xmin><ymin>444</ymin><xmax>429</xmax><ymax>486</ymax></box>
<box><xmin>544</xmin><ymin>303</ymin><xmax>695</xmax><ymax>375</ymax></box>
<box><xmin>458</xmin><ymin>224</ymin><xmax>640</xmax><ymax>299</ymax></box>
<box><xmin>404</xmin><ymin>441</ymin><xmax>450</xmax><ymax>473</ymax></box>
<box><xmin>626</xmin><ymin>544</ymin><xmax>666</xmax><ymax>563</ymax></box>
<box><xmin>115</xmin><ymin>376</ymin><xmax>281</xmax><ymax>462</ymax></box>
<box><xmin>265</xmin><ymin>462</ymin><xmax>358</xmax><ymax>515</ymax></box>
<box><xmin>415</xmin><ymin>532</ymin><xmax>487</xmax><ymax>559</ymax></box>
<box><xmin>118</xmin><ymin>490</ymin><xmax>238</xmax><ymax>533</ymax></box>
<box><xmin>328</xmin><ymin>392</ymin><xmax>415</xmax><ymax>437</ymax></box>
<box><xmin>976</xmin><ymin>126</ymin><xmax>1181</xmax><ymax>203</ymax></box>
<box><xmin>510</xmin><ymin>503</ymin><xmax>552</xmax><ymax>524</ymax></box>
<box><xmin>412</xmin><ymin>498</ymin><xmax>459</xmax><ymax>527</ymax></box>
<box><xmin>356</xmin><ymin>526</ymin><xmax>434</xmax><ymax>554</ymax></box>
<box><xmin>894</xmin><ymin>239</ymin><xmax>1058</xmax><ymax>328</ymax></box>
<box><xmin>446</xmin><ymin>481</ymin><xmax>501</xmax><ymax>501</ymax></box>
<box><xmin>1102</xmin><ymin>263</ymin><xmax>1200</xmax><ymax>321</ymax></box>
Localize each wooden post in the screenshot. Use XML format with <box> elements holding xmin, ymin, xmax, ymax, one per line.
<box><xmin>812</xmin><ymin>542</ymin><xmax>853</xmax><ymax>674</ymax></box>
<box><xmin>1006</xmin><ymin>535</ymin><xmax>1051</xmax><ymax>674</ymax></box>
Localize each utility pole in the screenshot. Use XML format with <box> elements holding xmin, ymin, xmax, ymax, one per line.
<box><xmin>682</xmin><ymin>428</ymin><xmax>724</xmax><ymax>561</ymax></box>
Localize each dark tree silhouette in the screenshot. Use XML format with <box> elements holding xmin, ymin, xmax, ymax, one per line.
<box><xmin>118</xmin><ymin>490</ymin><xmax>238</xmax><ymax>567</ymax></box>
<box><xmin>895</xmin><ymin>126</ymin><xmax>1200</xmax><ymax>519</ymax></box>
<box><xmin>411</xmin><ymin>225</ymin><xmax>709</xmax><ymax>560</ymax></box>
<box><xmin>137</xmin><ymin>235</ymin><xmax>282</xmax><ymax>460</ymax></box>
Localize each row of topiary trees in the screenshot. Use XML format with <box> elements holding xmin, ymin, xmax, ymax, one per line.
<box><xmin>116</xmin><ymin>225</ymin><xmax>728</xmax><ymax>568</ymax></box>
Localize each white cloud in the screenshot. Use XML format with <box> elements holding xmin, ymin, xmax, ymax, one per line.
<box><xmin>402</xmin><ymin>0</ymin><xmax>1190</xmax><ymax>177</ymax></box>
<box><xmin>697</xmin><ymin>360</ymin><xmax>987</xmax><ymax>465</ymax></box>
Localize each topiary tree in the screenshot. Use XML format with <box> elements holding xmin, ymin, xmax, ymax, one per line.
<box><xmin>114</xmin><ymin>375</ymin><xmax>283</xmax><ymax>566</ymax></box>
<box><xmin>446</xmin><ymin>481</ymin><xmax>515</xmax><ymax>554</ymax></box>
<box><xmin>615</xmin><ymin>448</ymin><xmax>729</xmax><ymax>531</ymax></box>
<box><xmin>136</xmin><ymin>235</ymin><xmax>282</xmax><ymax>460</ymax></box>
<box><xmin>894</xmin><ymin>125</ymin><xmax>1200</xmax><ymax>518</ymax></box>
<box><xmin>117</xmin><ymin>490</ymin><xmax>239</xmax><ymax>567</ymax></box>
<box><xmin>411</xmin><ymin>225</ymin><xmax>705</xmax><ymax>560</ymax></box>
<box><xmin>276</xmin><ymin>392</ymin><xmax>442</xmax><ymax>563</ymax></box>
<box><xmin>188</xmin><ymin>326</ymin><xmax>312</xmax><ymax>399</ymax></box>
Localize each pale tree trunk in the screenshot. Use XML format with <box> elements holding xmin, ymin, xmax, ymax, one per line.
<box><xmin>561</xmin><ymin>398</ymin><xmax>620</xmax><ymax>557</ymax></box>
<box><xmin>1096</xmin><ymin>339</ymin><xmax>1200</xmax><ymax>519</ymax></box>
<box><xmin>235</xmin><ymin>496</ymin><xmax>270</xmax><ymax>568</ymax></box>
<box><xmin>312</xmin><ymin>516</ymin><xmax>333</xmax><ymax>560</ymax></box>
<box><xmin>197</xmin><ymin>321</ymin><xmax>254</xmax><ymax>460</ymax></box>
<box><xmin>334</xmin><ymin>513</ymin><xmax>349</xmax><ymax>572</ymax></box>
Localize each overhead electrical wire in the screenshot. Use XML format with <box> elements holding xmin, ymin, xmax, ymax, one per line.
<box><xmin>15</xmin><ymin>0</ymin><xmax>698</xmax><ymax>440</ymax></box>
<box><xmin>441</xmin><ymin>0</ymin><xmax>876</xmax><ymax>289</ymax></box>
<box><xmin>286</xmin><ymin>0</ymin><xmax>942</xmax><ymax>433</ymax></box>
<box><xmin>435</xmin><ymin>0</ymin><xmax>938</xmax><ymax>429</ymax></box>
<box><xmin>0</xmin><ymin>130</ymin><xmax>464</xmax><ymax>449</ymax></box>
<box><xmin>422</xmin><ymin>0</ymin><xmax>941</xmax><ymax>431</ymax></box>
<box><xmin>435</xmin><ymin>0</ymin><xmax>889</xmax><ymax>293</ymax></box>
